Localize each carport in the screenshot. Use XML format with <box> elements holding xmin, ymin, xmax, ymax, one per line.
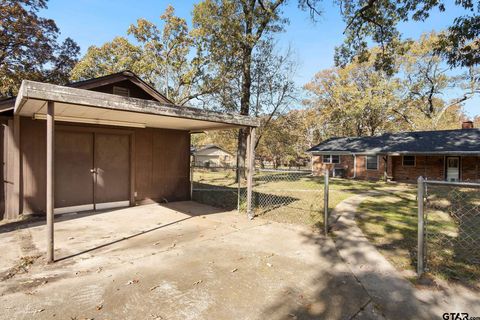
<box><xmin>7</xmin><ymin>80</ymin><xmax>259</xmax><ymax>262</ymax></box>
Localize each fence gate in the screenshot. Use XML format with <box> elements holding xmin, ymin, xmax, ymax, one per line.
<box><xmin>417</xmin><ymin>177</ymin><xmax>480</xmax><ymax>281</ymax></box>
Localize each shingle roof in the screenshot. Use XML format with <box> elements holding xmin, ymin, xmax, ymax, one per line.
<box><xmin>307</xmin><ymin>129</ymin><xmax>480</xmax><ymax>154</ymax></box>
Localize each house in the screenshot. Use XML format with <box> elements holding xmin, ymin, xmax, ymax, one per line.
<box><xmin>0</xmin><ymin>71</ymin><xmax>259</xmax><ymax>220</ymax></box>
<box><xmin>192</xmin><ymin>144</ymin><xmax>235</xmax><ymax>167</ymax></box>
<box><xmin>307</xmin><ymin>122</ymin><xmax>480</xmax><ymax>182</ymax></box>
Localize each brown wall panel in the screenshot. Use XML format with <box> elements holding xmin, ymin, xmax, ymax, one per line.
<box><xmin>134</xmin><ymin>127</ymin><xmax>190</xmax><ymax>204</ymax></box>
<box><xmin>19</xmin><ymin>117</ymin><xmax>190</xmax><ymax>214</ymax></box>
<box><xmin>21</xmin><ymin>117</ymin><xmax>47</xmax><ymax>214</ymax></box>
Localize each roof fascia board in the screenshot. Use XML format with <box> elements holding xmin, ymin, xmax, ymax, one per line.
<box><xmin>15</xmin><ymin>80</ymin><xmax>259</xmax><ymax>128</ymax></box>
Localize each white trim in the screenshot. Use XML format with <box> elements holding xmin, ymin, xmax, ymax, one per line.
<box><xmin>33</xmin><ymin>113</ymin><xmax>146</xmax><ymax>128</ymax></box>
<box><xmin>365</xmin><ymin>155</ymin><xmax>379</xmax><ymax>171</ymax></box>
<box><xmin>353</xmin><ymin>154</ymin><xmax>357</xmax><ymax>178</ymax></box>
<box><xmin>95</xmin><ymin>200</ymin><xmax>130</xmax><ymax>211</ymax></box>
<box><xmin>54</xmin><ymin>204</ymin><xmax>94</xmax><ymax>215</ymax></box>
<box><xmin>322</xmin><ymin>154</ymin><xmax>341</xmax><ymax>164</ymax></box>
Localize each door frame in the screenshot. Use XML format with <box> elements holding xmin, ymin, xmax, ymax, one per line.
<box><xmin>56</xmin><ymin>124</ymin><xmax>136</xmax><ymax>208</ymax></box>
<box><xmin>445</xmin><ymin>156</ymin><xmax>461</xmax><ymax>182</ymax></box>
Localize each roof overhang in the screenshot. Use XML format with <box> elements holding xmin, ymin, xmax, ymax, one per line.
<box><xmin>308</xmin><ymin>151</ymin><xmax>353</xmax><ymax>155</ymax></box>
<box><xmin>14</xmin><ymin>80</ymin><xmax>259</xmax><ymax>131</ymax></box>
<box><xmin>308</xmin><ymin>150</ymin><xmax>480</xmax><ymax>156</ymax></box>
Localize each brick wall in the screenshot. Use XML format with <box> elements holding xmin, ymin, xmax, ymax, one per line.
<box><xmin>312</xmin><ymin>155</ymin><xmax>355</xmax><ymax>178</ymax></box>
<box><xmin>313</xmin><ymin>154</ymin><xmax>479</xmax><ymax>182</ymax></box>
<box><xmin>391</xmin><ymin>155</ymin><xmax>445</xmax><ymax>182</ymax></box>
<box><xmin>354</xmin><ymin>155</ymin><xmax>386</xmax><ymax>180</ymax></box>
<box><xmin>462</xmin><ymin>156</ymin><xmax>480</xmax><ymax>182</ymax></box>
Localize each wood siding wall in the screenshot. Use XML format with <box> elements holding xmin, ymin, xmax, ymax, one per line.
<box><xmin>18</xmin><ymin>117</ymin><xmax>190</xmax><ymax>215</ymax></box>
<box><xmin>134</xmin><ymin>127</ymin><xmax>190</xmax><ymax>204</ymax></box>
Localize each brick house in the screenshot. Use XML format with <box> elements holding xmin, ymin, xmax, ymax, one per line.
<box><xmin>307</xmin><ymin>122</ymin><xmax>480</xmax><ymax>182</ymax></box>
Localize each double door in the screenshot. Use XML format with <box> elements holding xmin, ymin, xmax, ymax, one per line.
<box><xmin>54</xmin><ymin>129</ymin><xmax>130</xmax><ymax>214</ymax></box>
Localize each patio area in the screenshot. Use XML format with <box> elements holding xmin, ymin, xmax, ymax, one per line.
<box><xmin>0</xmin><ymin>201</ymin><xmax>373</xmax><ymax>320</ymax></box>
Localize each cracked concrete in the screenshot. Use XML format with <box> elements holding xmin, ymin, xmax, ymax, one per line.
<box><xmin>0</xmin><ymin>201</ymin><xmax>373</xmax><ymax>320</ymax></box>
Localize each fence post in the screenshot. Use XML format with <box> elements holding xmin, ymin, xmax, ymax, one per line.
<box><xmin>237</xmin><ymin>166</ymin><xmax>241</xmax><ymax>212</ymax></box>
<box><xmin>246</xmin><ymin>127</ymin><xmax>256</xmax><ymax>220</ymax></box>
<box><xmin>190</xmin><ymin>161</ymin><xmax>194</xmax><ymax>200</ymax></box>
<box><xmin>324</xmin><ymin>169</ymin><xmax>329</xmax><ymax>235</ymax></box>
<box><xmin>417</xmin><ymin>176</ymin><xmax>425</xmax><ymax>276</ymax></box>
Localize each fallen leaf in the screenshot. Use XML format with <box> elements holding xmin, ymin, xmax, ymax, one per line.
<box><xmin>33</xmin><ymin>308</ymin><xmax>45</xmax><ymax>314</ymax></box>
<box><xmin>126</xmin><ymin>279</ymin><xmax>139</xmax><ymax>285</ymax></box>
<box><xmin>96</xmin><ymin>304</ymin><xmax>103</xmax><ymax>311</ymax></box>
<box><xmin>149</xmin><ymin>285</ymin><xmax>159</xmax><ymax>291</ymax></box>
<box><xmin>193</xmin><ymin>280</ymin><xmax>203</xmax><ymax>285</ymax></box>
<box><xmin>231</xmin><ymin>268</ymin><xmax>238</xmax><ymax>273</ymax></box>
<box><xmin>266</xmin><ymin>263</ymin><xmax>273</xmax><ymax>267</ymax></box>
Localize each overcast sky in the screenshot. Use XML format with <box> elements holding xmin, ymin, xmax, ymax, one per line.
<box><xmin>43</xmin><ymin>0</ymin><xmax>479</xmax><ymax>117</ymax></box>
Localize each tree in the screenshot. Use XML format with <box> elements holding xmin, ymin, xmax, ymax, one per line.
<box><xmin>394</xmin><ymin>33</ymin><xmax>473</xmax><ymax>129</ymax></box>
<box><xmin>70</xmin><ymin>37</ymin><xmax>143</xmax><ymax>80</ymax></box>
<box><xmin>326</xmin><ymin>0</ymin><xmax>480</xmax><ymax>72</ymax></box>
<box><xmin>304</xmin><ymin>34</ymin><xmax>469</xmax><ymax>138</ymax></box>
<box><xmin>192</xmin><ymin>0</ymin><xmax>292</xmax><ymax>177</ymax></box>
<box><xmin>304</xmin><ymin>51</ymin><xmax>400</xmax><ymax>137</ymax></box>
<box><xmin>0</xmin><ymin>0</ymin><xmax>80</xmax><ymax>97</ymax></box>
<box><xmin>71</xmin><ymin>5</ymin><xmax>209</xmax><ymax>106</ymax></box>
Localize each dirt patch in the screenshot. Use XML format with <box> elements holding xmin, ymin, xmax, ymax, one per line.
<box><xmin>0</xmin><ymin>255</ymin><xmax>41</xmax><ymax>281</ymax></box>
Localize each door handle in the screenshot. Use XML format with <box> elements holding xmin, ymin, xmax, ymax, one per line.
<box><xmin>90</xmin><ymin>168</ymin><xmax>97</xmax><ymax>173</ymax></box>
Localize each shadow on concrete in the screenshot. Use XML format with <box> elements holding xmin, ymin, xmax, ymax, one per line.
<box><xmin>55</xmin><ymin>216</ymin><xmax>193</xmax><ymax>262</ymax></box>
<box><xmin>0</xmin><ymin>200</ymin><xmax>226</xmax><ymax>236</ymax></box>
<box><xmin>260</xmin><ymin>229</ymin><xmax>439</xmax><ymax>320</ymax></box>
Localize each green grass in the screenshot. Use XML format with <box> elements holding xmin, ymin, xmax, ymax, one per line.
<box><xmin>192</xmin><ymin>168</ymin><xmax>388</xmax><ymax>227</ymax></box>
<box><xmin>357</xmin><ymin>185</ymin><xmax>480</xmax><ymax>287</ymax></box>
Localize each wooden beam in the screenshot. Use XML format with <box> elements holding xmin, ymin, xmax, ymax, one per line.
<box><xmin>15</xmin><ymin>81</ymin><xmax>260</xmax><ymax>128</ymax></box>
<box><xmin>46</xmin><ymin>101</ymin><xmax>55</xmax><ymax>263</ymax></box>
<box><xmin>13</xmin><ymin>115</ymin><xmax>21</xmax><ymax>215</ymax></box>
<box><xmin>246</xmin><ymin>127</ymin><xmax>256</xmax><ymax>219</ymax></box>
<box><xmin>4</xmin><ymin>119</ymin><xmax>15</xmax><ymax>219</ymax></box>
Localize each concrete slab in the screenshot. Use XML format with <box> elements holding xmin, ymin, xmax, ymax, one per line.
<box><xmin>0</xmin><ymin>201</ymin><xmax>371</xmax><ymax>320</ymax></box>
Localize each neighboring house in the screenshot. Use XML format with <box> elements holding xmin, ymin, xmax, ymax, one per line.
<box><xmin>192</xmin><ymin>145</ymin><xmax>235</xmax><ymax>167</ymax></box>
<box><xmin>0</xmin><ymin>71</ymin><xmax>258</xmax><ymax>219</ymax></box>
<box><xmin>307</xmin><ymin>122</ymin><xmax>480</xmax><ymax>182</ymax></box>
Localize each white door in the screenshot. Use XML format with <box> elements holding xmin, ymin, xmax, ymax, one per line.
<box><xmin>446</xmin><ymin>157</ymin><xmax>460</xmax><ymax>182</ymax></box>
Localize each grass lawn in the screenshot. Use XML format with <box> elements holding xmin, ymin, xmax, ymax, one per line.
<box><xmin>357</xmin><ymin>184</ymin><xmax>480</xmax><ymax>287</ymax></box>
<box><xmin>192</xmin><ymin>168</ymin><xmax>392</xmax><ymax>227</ymax></box>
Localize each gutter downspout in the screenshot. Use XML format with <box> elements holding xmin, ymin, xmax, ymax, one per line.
<box><xmin>353</xmin><ymin>154</ymin><xmax>357</xmax><ymax>179</ymax></box>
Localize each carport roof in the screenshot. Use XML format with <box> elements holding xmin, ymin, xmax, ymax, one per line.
<box><xmin>307</xmin><ymin>129</ymin><xmax>480</xmax><ymax>155</ymax></box>
<box><xmin>13</xmin><ymin>80</ymin><xmax>259</xmax><ymax>131</ymax></box>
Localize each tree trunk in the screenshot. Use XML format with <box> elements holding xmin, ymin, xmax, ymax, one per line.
<box><xmin>236</xmin><ymin>44</ymin><xmax>253</xmax><ymax>182</ymax></box>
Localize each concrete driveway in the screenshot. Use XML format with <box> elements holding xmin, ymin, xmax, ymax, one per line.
<box><xmin>0</xmin><ymin>201</ymin><xmax>375</xmax><ymax>320</ymax></box>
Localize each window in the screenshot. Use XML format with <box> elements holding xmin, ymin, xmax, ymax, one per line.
<box><xmin>322</xmin><ymin>155</ymin><xmax>340</xmax><ymax>164</ymax></box>
<box><xmin>366</xmin><ymin>156</ymin><xmax>378</xmax><ymax>170</ymax></box>
<box><xmin>402</xmin><ymin>155</ymin><xmax>415</xmax><ymax>167</ymax></box>
<box><xmin>113</xmin><ymin>86</ymin><xmax>130</xmax><ymax>97</ymax></box>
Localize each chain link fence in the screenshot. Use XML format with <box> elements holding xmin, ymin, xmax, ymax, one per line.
<box><xmin>418</xmin><ymin>178</ymin><xmax>480</xmax><ymax>282</ymax></box>
<box><xmin>242</xmin><ymin>169</ymin><xmax>325</xmax><ymax>228</ymax></box>
<box><xmin>191</xmin><ymin>165</ymin><xmax>242</xmax><ymax>210</ymax></box>
<box><xmin>191</xmin><ymin>164</ymin><xmax>329</xmax><ymax>231</ymax></box>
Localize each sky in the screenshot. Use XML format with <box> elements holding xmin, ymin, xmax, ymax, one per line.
<box><xmin>43</xmin><ymin>0</ymin><xmax>479</xmax><ymax>117</ymax></box>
